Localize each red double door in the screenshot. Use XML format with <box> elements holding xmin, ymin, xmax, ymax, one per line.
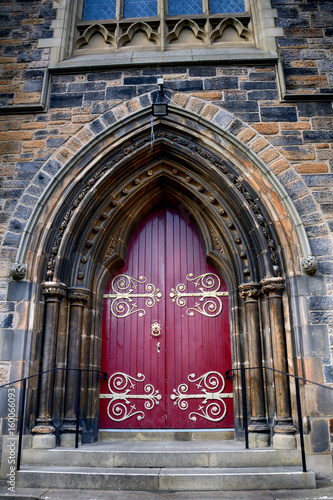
<box><xmin>100</xmin><ymin>207</ymin><xmax>233</xmax><ymax>429</ymax></box>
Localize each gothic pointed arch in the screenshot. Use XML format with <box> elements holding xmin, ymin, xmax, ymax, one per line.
<box><xmin>13</xmin><ymin>100</ymin><xmax>317</xmax><ymax>444</ymax></box>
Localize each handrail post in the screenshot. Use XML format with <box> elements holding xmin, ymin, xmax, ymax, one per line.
<box><xmin>17</xmin><ymin>377</ymin><xmax>26</xmax><ymax>471</ymax></box>
<box><xmin>75</xmin><ymin>369</ymin><xmax>82</xmax><ymax>449</ymax></box>
<box><xmin>295</xmin><ymin>376</ymin><xmax>307</xmax><ymax>472</ymax></box>
<box><xmin>241</xmin><ymin>366</ymin><xmax>249</xmax><ymax>449</ymax></box>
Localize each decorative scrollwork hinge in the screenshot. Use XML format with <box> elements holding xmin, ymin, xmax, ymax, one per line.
<box><xmin>103</xmin><ymin>274</ymin><xmax>162</xmax><ymax>318</ymax></box>
<box><xmin>170</xmin><ymin>273</ymin><xmax>228</xmax><ymax>317</ymax></box>
<box><xmin>170</xmin><ymin>371</ymin><xmax>233</xmax><ymax>422</ymax></box>
<box><xmin>100</xmin><ymin>372</ymin><xmax>162</xmax><ymax>422</ymax></box>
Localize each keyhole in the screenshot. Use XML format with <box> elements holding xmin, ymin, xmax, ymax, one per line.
<box><xmin>157</xmin><ymin>341</ymin><xmax>160</xmax><ymax>353</ymax></box>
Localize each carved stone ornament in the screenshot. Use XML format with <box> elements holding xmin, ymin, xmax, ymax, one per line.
<box><xmin>301</xmin><ymin>256</ymin><xmax>318</xmax><ymax>275</ymax></box>
<box><xmin>42</xmin><ymin>282</ymin><xmax>67</xmax><ymax>298</ymax></box>
<box><xmin>238</xmin><ymin>283</ymin><xmax>261</xmax><ymax>301</ymax></box>
<box><xmin>261</xmin><ymin>277</ymin><xmax>285</xmax><ymax>295</ymax></box>
<box><xmin>67</xmin><ymin>287</ymin><xmax>90</xmax><ymax>302</ymax></box>
<box><xmin>47</xmin><ymin>129</ymin><xmax>280</xmax><ymax>281</ymax></box>
<box><xmin>10</xmin><ymin>262</ymin><xmax>27</xmax><ymax>280</ymax></box>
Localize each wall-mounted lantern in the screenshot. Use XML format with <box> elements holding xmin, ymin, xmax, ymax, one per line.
<box><xmin>152</xmin><ymin>77</ymin><xmax>168</xmax><ymax>117</ymax></box>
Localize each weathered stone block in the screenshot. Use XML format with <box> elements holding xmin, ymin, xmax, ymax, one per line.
<box><xmin>261</xmin><ymin>106</ymin><xmax>297</xmax><ymax>122</ymax></box>
<box><xmin>68</xmin><ymin>82</ymin><xmax>106</xmax><ymax>92</ymax></box>
<box><xmin>83</xmin><ymin>91</ymin><xmax>106</xmax><ymax>101</ymax></box>
<box><xmin>43</xmin><ymin>159</ymin><xmax>62</xmax><ymax>176</ymax></box>
<box><xmin>303</xmin><ymin>131</ymin><xmax>333</xmax><ymax>143</ymax></box>
<box><xmin>90</xmin><ymin>119</ymin><xmax>105</xmax><ymax>135</ymax></box>
<box><xmin>0</xmin><ymin>329</ymin><xmax>28</xmax><ymax>361</ymax></box>
<box><xmin>301</xmin><ymin>324</ymin><xmax>330</xmax><ymax>359</ymax></box>
<box><xmin>123</xmin><ymin>76</ymin><xmax>157</xmax><ymax>85</ymax></box>
<box><xmin>279</xmin><ymin>146</ymin><xmax>316</xmax><ymax>160</ymax></box>
<box><xmin>323</xmin><ymin>365</ymin><xmax>333</xmax><ymax>383</ymax></box>
<box><xmin>310</xmin><ymin>419</ymin><xmax>330</xmax><ymax>453</ymax></box>
<box><xmin>106</xmin><ymin>86</ymin><xmax>137</xmax><ymax>100</ymax></box>
<box><xmin>204</xmin><ymin>77</ymin><xmax>238</xmax><ymax>90</ymax></box>
<box><xmin>309</xmin><ymin>237</ymin><xmax>332</xmax><ymax>256</ymax></box>
<box><xmin>297</xmin><ymin>101</ymin><xmax>333</xmax><ymax>117</ymax></box>
<box><xmin>50</xmin><ymin>93</ymin><xmax>83</xmax><ymax>109</ymax></box>
<box><xmin>17</xmin><ymin>50</ymin><xmax>42</xmax><ymax>62</ymax></box>
<box><xmin>7</xmin><ymin>281</ymin><xmax>32</xmax><ymax>302</ymax></box>
<box><xmin>3</xmin><ymin>233</ymin><xmax>21</xmax><ymax>248</ymax></box>
<box><xmin>309</xmin><ymin>295</ymin><xmax>333</xmax><ymax>310</ymax></box>
<box><xmin>167</xmin><ymin>80</ymin><xmax>204</xmax><ymax>91</ymax></box>
<box><xmin>13</xmin><ymin>205</ymin><xmax>33</xmax><ymax>221</ymax></box>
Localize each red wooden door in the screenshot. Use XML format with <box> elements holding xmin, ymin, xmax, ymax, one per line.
<box><xmin>99</xmin><ymin>208</ymin><xmax>233</xmax><ymax>429</ymax></box>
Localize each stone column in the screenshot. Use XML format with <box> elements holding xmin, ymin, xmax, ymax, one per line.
<box><xmin>60</xmin><ymin>287</ymin><xmax>90</xmax><ymax>447</ymax></box>
<box><xmin>261</xmin><ymin>277</ymin><xmax>296</xmax><ymax>449</ymax></box>
<box><xmin>32</xmin><ymin>282</ymin><xmax>67</xmax><ymax>448</ymax></box>
<box><xmin>239</xmin><ymin>283</ymin><xmax>270</xmax><ymax>447</ymax></box>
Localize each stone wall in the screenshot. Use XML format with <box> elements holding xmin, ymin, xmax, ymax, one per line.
<box><xmin>274</xmin><ymin>0</ymin><xmax>333</xmax><ymax>95</ymax></box>
<box><xmin>0</xmin><ymin>0</ymin><xmax>332</xmax><ymax>476</ymax></box>
<box><xmin>0</xmin><ymin>0</ymin><xmax>55</xmax><ymax>108</ymax></box>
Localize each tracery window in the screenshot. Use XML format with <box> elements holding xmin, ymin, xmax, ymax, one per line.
<box><xmin>82</xmin><ymin>0</ymin><xmax>245</xmax><ymax>21</ymax></box>
<box><xmin>75</xmin><ymin>0</ymin><xmax>253</xmax><ymax>54</ymax></box>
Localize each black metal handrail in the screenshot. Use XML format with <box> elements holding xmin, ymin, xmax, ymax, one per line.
<box><xmin>0</xmin><ymin>367</ymin><xmax>107</xmax><ymax>470</ymax></box>
<box><xmin>1</xmin><ymin>366</ymin><xmax>332</xmax><ymax>474</ymax></box>
<box><xmin>225</xmin><ymin>365</ymin><xmax>333</xmax><ymax>473</ymax></box>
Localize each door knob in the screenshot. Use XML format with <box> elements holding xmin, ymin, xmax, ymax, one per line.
<box><xmin>151</xmin><ymin>321</ymin><xmax>161</xmax><ymax>337</ymax></box>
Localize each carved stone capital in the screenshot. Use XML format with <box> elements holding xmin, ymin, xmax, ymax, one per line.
<box><xmin>10</xmin><ymin>262</ymin><xmax>27</xmax><ymax>280</ymax></box>
<box><xmin>261</xmin><ymin>277</ymin><xmax>285</xmax><ymax>296</ymax></box>
<box><xmin>67</xmin><ymin>286</ymin><xmax>90</xmax><ymax>303</ymax></box>
<box><xmin>238</xmin><ymin>282</ymin><xmax>261</xmax><ymax>301</ymax></box>
<box><xmin>42</xmin><ymin>281</ymin><xmax>67</xmax><ymax>298</ymax></box>
<box><xmin>301</xmin><ymin>255</ymin><xmax>318</xmax><ymax>275</ymax></box>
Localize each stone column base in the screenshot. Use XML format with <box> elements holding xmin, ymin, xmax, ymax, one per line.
<box><xmin>272</xmin><ymin>432</ymin><xmax>297</xmax><ymax>449</ymax></box>
<box><xmin>32</xmin><ymin>433</ymin><xmax>56</xmax><ymax>449</ymax></box>
<box><xmin>273</xmin><ymin>424</ymin><xmax>297</xmax><ymax>449</ymax></box>
<box><xmin>248</xmin><ymin>423</ymin><xmax>270</xmax><ymax>448</ymax></box>
<box><xmin>248</xmin><ymin>431</ymin><xmax>270</xmax><ymax>448</ymax></box>
<box><xmin>59</xmin><ymin>425</ymin><xmax>82</xmax><ymax>447</ymax></box>
<box><xmin>31</xmin><ymin>425</ymin><xmax>56</xmax><ymax>449</ymax></box>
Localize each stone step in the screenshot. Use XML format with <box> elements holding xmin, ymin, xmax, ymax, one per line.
<box><xmin>22</xmin><ymin>441</ymin><xmax>303</xmax><ymax>469</ymax></box>
<box><xmin>17</xmin><ymin>465</ymin><xmax>316</xmax><ymax>491</ymax></box>
<box><xmin>99</xmin><ymin>429</ymin><xmax>235</xmax><ymax>441</ymax></box>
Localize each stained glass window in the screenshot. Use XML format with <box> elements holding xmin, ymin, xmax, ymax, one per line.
<box><xmin>210</xmin><ymin>0</ymin><xmax>245</xmax><ymax>14</ymax></box>
<box><xmin>81</xmin><ymin>0</ymin><xmax>245</xmax><ymax>21</ymax></box>
<box><xmin>124</xmin><ymin>0</ymin><xmax>157</xmax><ymax>18</ymax></box>
<box><xmin>168</xmin><ymin>0</ymin><xmax>202</xmax><ymax>16</ymax></box>
<box><xmin>82</xmin><ymin>0</ymin><xmax>116</xmax><ymax>20</ymax></box>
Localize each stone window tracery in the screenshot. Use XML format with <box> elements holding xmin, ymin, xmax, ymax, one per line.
<box><xmin>82</xmin><ymin>0</ymin><xmax>245</xmax><ymax>20</ymax></box>
<box><xmin>76</xmin><ymin>0</ymin><xmax>249</xmax><ymax>52</ymax></box>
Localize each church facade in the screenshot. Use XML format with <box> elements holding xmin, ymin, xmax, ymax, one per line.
<box><xmin>0</xmin><ymin>0</ymin><xmax>332</xmax><ymax>483</ymax></box>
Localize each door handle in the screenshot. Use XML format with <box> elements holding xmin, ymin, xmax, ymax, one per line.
<box><xmin>151</xmin><ymin>321</ymin><xmax>161</xmax><ymax>337</ymax></box>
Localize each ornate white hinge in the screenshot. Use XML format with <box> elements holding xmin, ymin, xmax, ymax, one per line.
<box><xmin>170</xmin><ymin>371</ymin><xmax>233</xmax><ymax>422</ymax></box>
<box><xmin>100</xmin><ymin>372</ymin><xmax>162</xmax><ymax>422</ymax></box>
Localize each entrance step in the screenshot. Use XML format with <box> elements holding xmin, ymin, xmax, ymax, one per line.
<box><xmin>17</xmin><ymin>466</ymin><xmax>316</xmax><ymax>491</ymax></box>
<box><xmin>99</xmin><ymin>429</ymin><xmax>235</xmax><ymax>441</ymax></box>
<box><xmin>18</xmin><ymin>440</ymin><xmax>316</xmax><ymax>491</ymax></box>
<box><xmin>22</xmin><ymin>441</ymin><xmax>303</xmax><ymax>469</ymax></box>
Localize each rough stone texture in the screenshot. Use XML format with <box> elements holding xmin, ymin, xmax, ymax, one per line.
<box><xmin>0</xmin><ymin>0</ymin><xmax>332</xmax><ymax>483</ymax></box>
<box><xmin>274</xmin><ymin>0</ymin><xmax>333</xmax><ymax>94</ymax></box>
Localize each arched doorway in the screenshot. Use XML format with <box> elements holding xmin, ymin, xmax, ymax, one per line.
<box><xmin>18</xmin><ymin>108</ymin><xmax>315</xmax><ymax>449</ymax></box>
<box><xmin>100</xmin><ymin>207</ymin><xmax>233</xmax><ymax>429</ymax></box>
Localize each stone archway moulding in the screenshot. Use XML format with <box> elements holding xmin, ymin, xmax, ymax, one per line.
<box><xmin>8</xmin><ymin>96</ymin><xmax>316</xmax><ymax>448</ymax></box>
<box><xmin>12</xmin><ymin>95</ymin><xmax>316</xmax><ymax>278</ymax></box>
